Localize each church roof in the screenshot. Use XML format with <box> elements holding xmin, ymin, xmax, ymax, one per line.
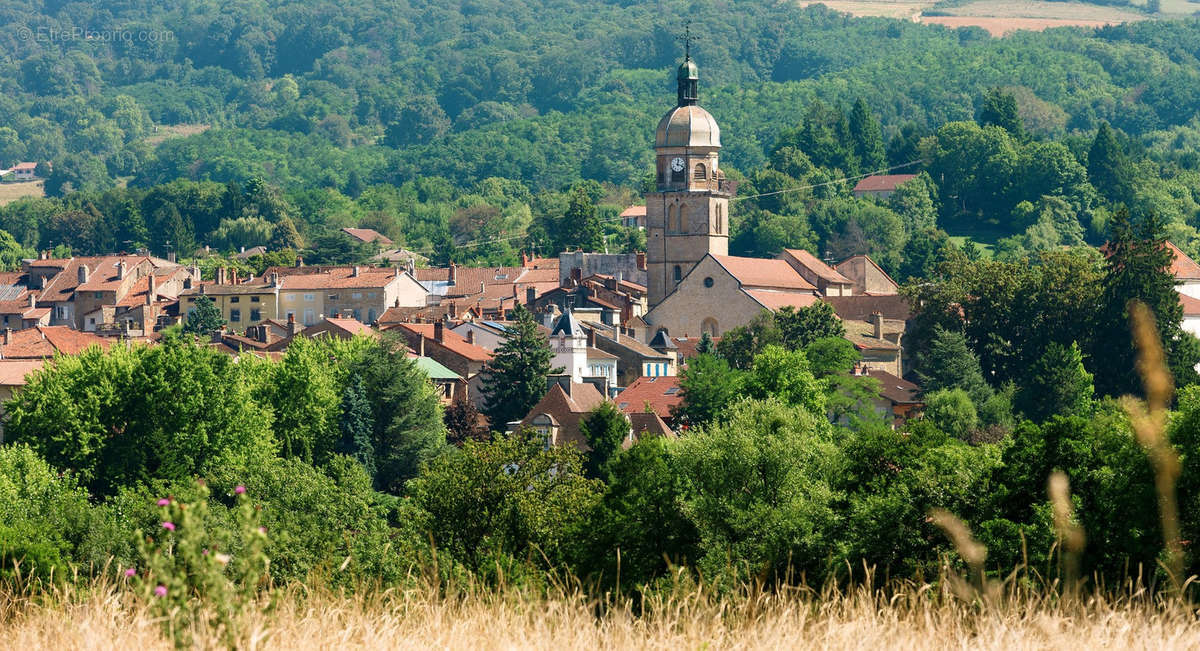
<box><xmin>711</xmin><ymin>255</ymin><xmax>817</xmax><ymax>291</ymax></box>
<box><xmin>550</xmin><ymin>311</ymin><xmax>585</xmax><ymax>338</ymax></box>
<box><xmin>655</xmin><ymin>105</ymin><xmax>721</xmax><ymax>148</ymax></box>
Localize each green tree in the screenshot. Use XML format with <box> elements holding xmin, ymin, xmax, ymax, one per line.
<box><xmin>744</xmin><ymin>345</ymin><xmax>827</xmax><ymax>417</ymax></box>
<box><xmin>848</xmin><ymin>98</ymin><xmax>886</xmax><ymax>172</ymax></box>
<box><xmin>914</xmin><ymin>325</ymin><xmax>992</xmax><ymax>406</ymax></box>
<box><xmin>888</xmin><ymin>173</ymin><xmax>939</xmax><ymax>233</ymax></box>
<box><xmin>579</xmin><ymin>402</ymin><xmax>629</xmax><ymax>479</ymax></box>
<box><xmin>269</xmin><ymin>215</ymin><xmax>305</xmax><ymax>251</ymax></box>
<box><xmin>1087</xmin><ymin>122</ymin><xmax>1134</xmax><ymax>204</ymax></box>
<box><xmin>673</xmin><ymin>353</ymin><xmax>745</xmax><ymax>429</ymax></box>
<box><xmin>1092</xmin><ymin>209</ymin><xmax>1200</xmax><ymax>396</ymax></box>
<box><xmin>482</xmin><ymin>304</ymin><xmax>560</xmax><ymax>429</ymax></box>
<box><xmin>715</xmin><ymin>311</ymin><xmax>783</xmax><ymax>370</ymax></box>
<box><xmin>408</xmin><ymin>430</ymin><xmax>601</xmax><ymax>577</ymax></box>
<box><xmin>804</xmin><ymin>336</ymin><xmax>860</xmax><ymax>378</ymax></box>
<box><xmin>923</xmin><ymin>388</ymin><xmax>979</xmax><ymax>440</ymax></box>
<box><xmin>776</xmin><ymin>302</ymin><xmax>845</xmax><ymax>349</ymax></box>
<box><xmin>695</xmin><ymin>331</ymin><xmax>715</xmax><ymax>355</ymax></box>
<box><xmin>978</xmin><ymin>87</ymin><xmax>1025</xmax><ymax>139</ymax></box>
<box><xmin>1017</xmin><ymin>342</ymin><xmax>1094</xmax><ymax>422</ymax></box>
<box><xmin>183</xmin><ymin>295</ymin><xmax>226</xmax><ymax>335</ymax></box>
<box><xmin>673</xmin><ymin>398</ymin><xmax>841</xmax><ymax>586</ymax></box>
<box><xmin>355</xmin><ymin>335</ymin><xmax>447</xmax><ymax>493</ymax></box>
<box><xmin>336</xmin><ymin>373</ymin><xmax>377</xmax><ymax>480</ymax></box>
<box><xmin>558</xmin><ymin>184</ymin><xmax>604</xmax><ymax>252</ymax></box>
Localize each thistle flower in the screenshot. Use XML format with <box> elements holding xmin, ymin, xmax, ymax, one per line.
<box><xmin>156</xmin><ymin>498</ymin><xmax>170</xmax><ymax>507</ymax></box>
<box><xmin>154</xmin><ymin>585</ymin><xmax>167</xmax><ymax>598</ymax></box>
<box><xmin>161</xmin><ymin>521</ymin><xmax>176</xmax><ymax>531</ymax></box>
<box><xmin>124</xmin><ymin>568</ymin><xmax>136</xmax><ymax>577</ymax></box>
<box><xmin>235</xmin><ymin>485</ymin><xmax>246</xmax><ymax>495</ymax></box>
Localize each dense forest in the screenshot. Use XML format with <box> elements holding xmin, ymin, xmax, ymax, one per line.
<box><xmin>1</xmin><ymin>2</ymin><xmax>1200</xmax><ymax>269</ymax></box>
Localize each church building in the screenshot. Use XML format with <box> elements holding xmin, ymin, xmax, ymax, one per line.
<box><xmin>644</xmin><ymin>52</ymin><xmax>821</xmax><ymax>338</ymax></box>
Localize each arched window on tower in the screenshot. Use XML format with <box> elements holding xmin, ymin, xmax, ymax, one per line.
<box><xmin>673</xmin><ymin>265</ymin><xmax>682</xmax><ymax>283</ymax></box>
<box><xmin>693</xmin><ymin>163</ymin><xmax>707</xmax><ymax>181</ymax></box>
<box><xmin>679</xmin><ymin>204</ymin><xmax>689</xmax><ymax>232</ymax></box>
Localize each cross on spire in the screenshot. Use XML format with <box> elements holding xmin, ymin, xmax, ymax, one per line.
<box><xmin>677</xmin><ymin>20</ymin><xmax>699</xmax><ymax>61</ymax></box>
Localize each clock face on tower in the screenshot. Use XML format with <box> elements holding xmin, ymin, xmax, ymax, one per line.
<box><xmin>670</xmin><ymin>157</ymin><xmax>685</xmax><ymax>172</ymax></box>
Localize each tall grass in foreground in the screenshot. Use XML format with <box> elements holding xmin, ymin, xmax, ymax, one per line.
<box><xmin>1</xmin><ymin>573</ymin><xmax>1199</xmax><ymax>650</ymax></box>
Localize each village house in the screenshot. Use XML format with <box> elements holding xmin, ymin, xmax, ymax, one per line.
<box><xmin>341</xmin><ymin>227</ymin><xmax>394</xmax><ymax>247</ymax></box>
<box><xmin>858</xmin><ymin>367</ymin><xmax>924</xmax><ymax>427</ymax></box>
<box><xmin>180</xmin><ymin>268</ymin><xmax>280</xmax><ymax>331</ymax></box>
<box><xmin>615</xmin><ymin>375</ymin><xmax>683</xmax><ymax>429</ymax></box>
<box><xmin>276</xmin><ymin>265</ymin><xmax>428</xmax><ymax>326</ymax></box>
<box><xmin>411</xmin><ymin>355</ymin><xmax>468</xmax><ymax>405</ymax></box>
<box><xmin>7</xmin><ymin>162</ymin><xmax>39</xmax><ymax>181</ymax></box>
<box><xmin>780</xmin><ymin>249</ymin><xmax>854</xmax><ymax>297</ymax></box>
<box><xmin>24</xmin><ymin>255</ymin><xmax>186</xmax><ymax>331</ymax></box>
<box><xmin>547</xmin><ymin>311</ymin><xmax>618</xmax><ymax>394</ymax></box>
<box><xmin>0</xmin><ymin>326</ymin><xmax>110</xmax><ymax>359</ymax></box>
<box><xmin>851</xmin><ymin>174</ymin><xmax>918</xmax><ymax>200</ymax></box>
<box><xmin>834</xmin><ymin>254</ymin><xmax>900</xmax><ymax>295</ymax></box>
<box><xmin>583</xmin><ymin>319</ymin><xmax>676</xmax><ymax>387</ymax></box>
<box><xmin>620</xmin><ymin>205</ymin><xmax>647</xmax><ymax>229</ymax></box>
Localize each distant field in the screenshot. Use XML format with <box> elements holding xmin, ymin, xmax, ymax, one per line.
<box><xmin>798</xmin><ymin>0</ymin><xmax>1152</xmax><ymax>34</ymax></box>
<box><xmin>143</xmin><ymin>123</ymin><xmax>211</xmax><ymax>146</ymax></box>
<box><xmin>1157</xmin><ymin>0</ymin><xmax>1200</xmax><ymax>14</ymax></box>
<box><xmin>797</xmin><ymin>1</ymin><xmax>932</xmax><ymax>18</ymax></box>
<box><xmin>948</xmin><ymin>235</ymin><xmax>996</xmax><ymax>259</ymax></box>
<box><xmin>0</xmin><ymin>180</ymin><xmax>44</xmax><ymax>205</ymax></box>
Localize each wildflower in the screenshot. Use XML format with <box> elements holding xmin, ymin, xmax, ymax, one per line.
<box><xmin>154</xmin><ymin>585</ymin><xmax>167</xmax><ymax>598</ymax></box>
<box><xmin>235</xmin><ymin>485</ymin><xmax>246</xmax><ymax>495</ymax></box>
<box><xmin>156</xmin><ymin>498</ymin><xmax>170</xmax><ymax>507</ymax></box>
<box><xmin>259</xmin><ymin>526</ymin><xmax>267</xmax><ymax>534</ymax></box>
<box><xmin>214</xmin><ymin>553</ymin><xmax>231</xmax><ymax>566</ymax></box>
<box><xmin>202</xmin><ymin>548</ymin><xmax>209</xmax><ymax>555</ymax></box>
<box><xmin>161</xmin><ymin>521</ymin><xmax>176</xmax><ymax>531</ymax></box>
<box><xmin>124</xmin><ymin>568</ymin><xmax>136</xmax><ymax>578</ymax></box>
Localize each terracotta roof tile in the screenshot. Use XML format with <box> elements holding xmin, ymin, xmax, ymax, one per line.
<box><xmin>391</xmin><ymin>322</ymin><xmax>493</xmax><ymax>362</ymax></box>
<box><xmin>746</xmin><ymin>290</ymin><xmax>822</xmax><ymax>311</ymax></box>
<box><xmin>711</xmin><ymin>255</ymin><xmax>816</xmax><ymax>291</ymax></box>
<box><xmin>782</xmin><ymin>249</ymin><xmax>853</xmax><ymax>285</ymax></box>
<box><xmin>278</xmin><ymin>267</ymin><xmax>401</xmax><ymax>290</ymax></box>
<box><xmin>341</xmin><ymin>227</ymin><xmax>394</xmax><ymax>246</ymax></box>
<box><xmin>1169</xmin><ymin>242</ymin><xmax>1200</xmax><ymax>281</ymax></box>
<box><xmin>0</xmin><ymin>359</ymin><xmax>45</xmax><ymax>385</ymax></box>
<box><xmin>866</xmin><ymin>370</ymin><xmax>922</xmax><ymax>405</ymax></box>
<box><xmin>1181</xmin><ymin>293</ymin><xmax>1200</xmax><ymax>317</ymax></box>
<box><xmin>0</xmin><ymin>326</ymin><xmax>110</xmax><ymax>359</ymax></box>
<box><xmin>615</xmin><ymin>376</ymin><xmax>683</xmax><ymax>421</ymax></box>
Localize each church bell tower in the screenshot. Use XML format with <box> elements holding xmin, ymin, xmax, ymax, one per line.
<box><xmin>645</xmin><ymin>35</ymin><xmax>730</xmax><ymax>310</ymax></box>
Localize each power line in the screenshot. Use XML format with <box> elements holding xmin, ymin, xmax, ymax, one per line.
<box><xmin>730</xmin><ymin>160</ymin><xmax>923</xmax><ymax>202</ymax></box>
<box><xmin>408</xmin><ymin>160</ymin><xmax>924</xmax><ymax>254</ymax></box>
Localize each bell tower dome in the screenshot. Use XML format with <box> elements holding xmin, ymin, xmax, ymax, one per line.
<box><xmin>645</xmin><ymin>44</ymin><xmax>730</xmax><ymax>311</ymax></box>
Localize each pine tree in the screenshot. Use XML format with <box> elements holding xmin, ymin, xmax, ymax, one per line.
<box><xmin>1092</xmin><ymin>209</ymin><xmax>1200</xmax><ymax>396</ymax></box>
<box><xmin>1018</xmin><ymin>342</ymin><xmax>1094</xmax><ymax>422</ymax></box>
<box><xmin>978</xmin><ymin>87</ymin><xmax>1024</xmax><ymax>139</ymax></box>
<box><xmin>848</xmin><ymin>98</ymin><xmax>886</xmax><ymax>173</ymax></box>
<box><xmin>1088</xmin><ymin>122</ymin><xmax>1134</xmax><ymax>203</ymax></box>
<box><xmin>336</xmin><ymin>373</ymin><xmax>376</xmax><ymax>479</ymax></box>
<box><xmin>183</xmin><ymin>295</ymin><xmax>226</xmax><ymax>335</ymax></box>
<box><xmin>558</xmin><ymin>184</ymin><xmax>604</xmax><ymax>252</ymax></box>
<box><xmin>270</xmin><ymin>215</ymin><xmax>305</xmax><ymax>251</ymax></box>
<box><xmin>482</xmin><ymin>305</ymin><xmax>561</xmax><ymax>428</ymax></box>
<box><xmin>579</xmin><ymin>402</ymin><xmax>630</xmax><ymax>479</ymax></box>
<box><xmin>914</xmin><ymin>325</ymin><xmax>993</xmax><ymax>406</ymax></box>
<box><xmin>695</xmin><ymin>331</ymin><xmax>715</xmax><ymax>355</ymax></box>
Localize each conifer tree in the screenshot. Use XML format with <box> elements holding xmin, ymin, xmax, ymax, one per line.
<box><xmin>848</xmin><ymin>98</ymin><xmax>886</xmax><ymax>173</ymax></box>
<box><xmin>1018</xmin><ymin>342</ymin><xmax>1094</xmax><ymax>422</ymax></box>
<box><xmin>914</xmin><ymin>325</ymin><xmax>993</xmax><ymax>406</ymax></box>
<box><xmin>695</xmin><ymin>331</ymin><xmax>715</xmax><ymax>355</ymax></box>
<box><xmin>482</xmin><ymin>305</ymin><xmax>561</xmax><ymax>428</ymax></box>
<box><xmin>579</xmin><ymin>402</ymin><xmax>630</xmax><ymax>478</ymax></box>
<box><xmin>559</xmin><ymin>184</ymin><xmax>604</xmax><ymax>252</ymax></box>
<box><xmin>978</xmin><ymin>87</ymin><xmax>1025</xmax><ymax>139</ymax></box>
<box><xmin>1088</xmin><ymin>122</ymin><xmax>1133</xmax><ymax>203</ymax></box>
<box><xmin>336</xmin><ymin>373</ymin><xmax>376</xmax><ymax>479</ymax></box>
<box><xmin>183</xmin><ymin>295</ymin><xmax>226</xmax><ymax>335</ymax></box>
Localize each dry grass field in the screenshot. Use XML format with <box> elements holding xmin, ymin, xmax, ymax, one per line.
<box><xmin>0</xmin><ymin>181</ymin><xmax>44</xmax><ymax>206</ymax></box>
<box><xmin>143</xmin><ymin>123</ymin><xmax>211</xmax><ymax>147</ymax></box>
<box><xmin>2</xmin><ymin>577</ymin><xmax>1200</xmax><ymax>650</ymax></box>
<box><xmin>797</xmin><ymin>0</ymin><xmax>933</xmax><ymax>19</ymax></box>
<box><xmin>920</xmin><ymin>15</ymin><xmax>1123</xmax><ymax>35</ymax></box>
<box><xmin>799</xmin><ymin>0</ymin><xmax>1153</xmax><ymax>34</ymax></box>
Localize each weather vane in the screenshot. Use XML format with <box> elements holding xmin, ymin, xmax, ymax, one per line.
<box><xmin>677</xmin><ymin>20</ymin><xmax>699</xmax><ymax>61</ymax></box>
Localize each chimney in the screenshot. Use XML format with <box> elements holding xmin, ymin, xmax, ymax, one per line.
<box><xmin>433</xmin><ymin>320</ymin><xmax>444</xmax><ymax>342</ymax></box>
<box><xmin>231</xmin><ymin>269</ymin><xmax>239</xmax><ymax>285</ymax></box>
<box><xmin>448</xmin><ymin>262</ymin><xmax>457</xmax><ymax>286</ymax></box>
<box><xmin>466</xmin><ymin>329</ymin><xmax>475</xmax><ymax>345</ymax></box>
<box><xmin>871</xmin><ymin>311</ymin><xmax>883</xmax><ymax>339</ymax></box>
<box><xmin>416</xmin><ymin>333</ymin><xmax>426</xmax><ymax>357</ymax></box>
<box><xmin>449</xmin><ymin>302</ymin><xmax>457</xmax><ymax>318</ymax></box>
<box><xmin>394</xmin><ymin>265</ymin><xmax>401</xmax><ymax>278</ymax></box>
<box><xmin>217</xmin><ymin>267</ymin><xmax>226</xmax><ymax>285</ymax></box>
<box><xmin>77</xmin><ymin>265</ymin><xmax>88</xmax><ymax>284</ymax></box>
<box><xmin>479</xmin><ymin>281</ymin><xmax>485</xmax><ymax>295</ymax></box>
<box><xmin>287</xmin><ymin>312</ymin><xmax>302</xmax><ymax>336</ymax></box>
<box><xmin>146</xmin><ymin>274</ymin><xmax>156</xmax><ymax>305</ymax></box>
<box><xmin>255</xmin><ymin>325</ymin><xmax>268</xmax><ymax>343</ymax></box>
<box><xmin>116</xmin><ymin>261</ymin><xmax>126</xmax><ymax>280</ymax></box>
<box><xmin>636</xmin><ymin>251</ymin><xmax>646</xmax><ymax>270</ymax></box>
<box><xmin>407</xmin><ymin>258</ymin><xmax>415</xmax><ymax>276</ymax></box>
<box><xmin>167</xmin><ymin>251</ymin><xmax>176</xmax><ymax>263</ymax></box>
<box><xmin>352</xmin><ymin>266</ymin><xmax>360</xmax><ymax>278</ymax></box>
<box><xmin>269</xmin><ymin>272</ymin><xmax>279</xmax><ymax>286</ymax></box>
<box><xmin>190</xmin><ymin>264</ymin><xmax>201</xmax><ymax>282</ymax></box>
<box><xmin>39</xmin><ymin>250</ymin><xmax>47</xmax><ymax>260</ymax></box>
<box><xmin>3</xmin><ymin>328</ymin><xmax>10</xmax><ymax>345</ymax></box>
<box><xmin>522</xmin><ymin>252</ymin><xmax>530</xmax><ymax>267</ymax></box>
<box><xmin>27</xmin><ymin>293</ymin><xmax>35</xmax><ymax>309</ymax></box>
<box><xmin>586</xmin><ymin>327</ymin><xmax>595</xmax><ymax>348</ymax></box>
<box><xmin>526</xmin><ymin>287</ymin><xmax>536</xmax><ymax>305</ymax></box>
<box><xmin>240</xmin><ymin>246</ymin><xmax>246</xmax><ymax>254</ymax></box>
<box><xmin>612</xmin><ymin>323</ymin><xmax>620</xmax><ymax>341</ymax></box>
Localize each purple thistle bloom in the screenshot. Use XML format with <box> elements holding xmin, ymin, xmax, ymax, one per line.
<box><xmin>154</xmin><ymin>585</ymin><xmax>167</xmax><ymax>598</ymax></box>
<box><xmin>124</xmin><ymin>568</ymin><xmax>136</xmax><ymax>577</ymax></box>
<box><xmin>161</xmin><ymin>521</ymin><xmax>176</xmax><ymax>531</ymax></box>
<box><xmin>235</xmin><ymin>485</ymin><xmax>246</xmax><ymax>495</ymax></box>
<box><xmin>156</xmin><ymin>498</ymin><xmax>170</xmax><ymax>507</ymax></box>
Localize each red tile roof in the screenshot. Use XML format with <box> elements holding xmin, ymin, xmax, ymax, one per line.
<box><xmin>518</xmin><ymin>382</ymin><xmax>606</xmax><ymax>450</ymax></box>
<box><xmin>853</xmin><ymin>174</ymin><xmax>918</xmax><ymax>193</ymax></box>
<box><xmin>0</xmin><ymin>359</ymin><xmax>45</xmax><ymax>385</ymax></box>
<box><xmin>1181</xmin><ymin>293</ymin><xmax>1200</xmax><ymax>317</ymax></box>
<box><xmin>615</xmin><ymin>376</ymin><xmax>683</xmax><ymax>421</ymax></box>
<box><xmin>825</xmin><ymin>295</ymin><xmax>912</xmax><ymax>321</ymax></box>
<box><xmin>866</xmin><ymin>370</ymin><xmax>922</xmax><ymax>405</ymax></box>
<box><xmin>1169</xmin><ymin>242</ymin><xmax>1200</xmax><ymax>281</ymax></box>
<box><xmin>619</xmin><ymin>205</ymin><xmax>647</xmax><ymax>218</ymax></box>
<box><xmin>278</xmin><ymin>267</ymin><xmax>400</xmax><ymax>290</ymax></box>
<box><xmin>0</xmin><ymin>326</ymin><xmax>110</xmax><ymax>359</ymax></box>
<box><xmin>782</xmin><ymin>249</ymin><xmax>853</xmax><ymax>285</ymax></box>
<box><xmin>746</xmin><ymin>290</ymin><xmax>822</xmax><ymax>311</ymax></box>
<box><xmin>711</xmin><ymin>255</ymin><xmax>816</xmax><ymax>291</ymax></box>
<box><xmin>391</xmin><ymin>322</ymin><xmax>493</xmax><ymax>362</ymax></box>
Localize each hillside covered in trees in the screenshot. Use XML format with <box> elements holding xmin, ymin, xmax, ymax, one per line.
<box><xmin>1</xmin><ymin>2</ymin><xmax>1200</xmax><ymax>269</ymax></box>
